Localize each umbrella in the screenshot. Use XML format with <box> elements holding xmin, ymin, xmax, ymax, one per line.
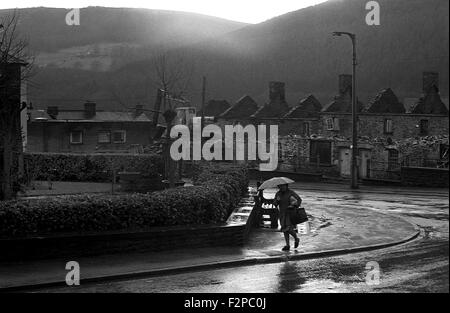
<box><xmin>258</xmin><ymin>177</ymin><xmax>295</xmax><ymax>190</ymax></box>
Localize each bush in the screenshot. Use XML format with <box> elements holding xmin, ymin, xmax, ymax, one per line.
<box><xmin>0</xmin><ymin>163</ymin><xmax>248</xmax><ymax>238</ymax></box>
<box><xmin>24</xmin><ymin>153</ymin><xmax>163</xmax><ymax>182</ymax></box>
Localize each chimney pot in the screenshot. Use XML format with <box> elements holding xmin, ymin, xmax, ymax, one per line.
<box><xmin>269</xmin><ymin>81</ymin><xmax>286</xmax><ymax>103</ymax></box>
<box><xmin>84</xmin><ymin>101</ymin><xmax>96</xmax><ymax>118</ymax></box>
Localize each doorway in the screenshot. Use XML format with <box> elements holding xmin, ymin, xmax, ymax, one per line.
<box><xmin>339</xmin><ymin>148</ymin><xmax>351</xmax><ymax>177</ymax></box>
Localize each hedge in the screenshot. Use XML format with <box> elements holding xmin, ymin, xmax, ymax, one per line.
<box><xmin>23</xmin><ymin>153</ymin><xmax>163</xmax><ymax>182</ymax></box>
<box><xmin>0</xmin><ymin>163</ymin><xmax>248</xmax><ymax>238</ymax></box>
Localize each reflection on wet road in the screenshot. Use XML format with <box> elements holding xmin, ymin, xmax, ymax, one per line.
<box><xmin>39</xmin><ymin>186</ymin><xmax>449</xmax><ymax>293</ymax></box>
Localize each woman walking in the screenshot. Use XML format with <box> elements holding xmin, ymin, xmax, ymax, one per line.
<box><xmin>273</xmin><ymin>184</ymin><xmax>302</xmax><ymax>251</ymax></box>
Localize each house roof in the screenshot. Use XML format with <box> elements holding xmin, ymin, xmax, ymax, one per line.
<box><xmin>409</xmin><ymin>86</ymin><xmax>449</xmax><ymax>114</ymax></box>
<box><xmin>29</xmin><ymin>110</ymin><xmax>51</xmax><ymax>121</ymax></box>
<box><xmin>442</xmin><ymin>98</ymin><xmax>449</xmax><ymax>110</ymax></box>
<box><xmin>200</xmin><ymin>100</ymin><xmax>231</xmax><ymax>117</ymax></box>
<box><xmin>284</xmin><ymin>95</ymin><xmax>322</xmax><ymax>118</ymax></box>
<box><xmin>403</xmin><ymin>98</ymin><xmax>418</xmax><ymax>114</ymax></box>
<box><xmin>251</xmin><ymin>101</ymin><xmax>290</xmax><ymax>119</ymax></box>
<box><xmin>365</xmin><ymin>88</ymin><xmax>405</xmax><ymax>113</ymax></box>
<box><xmin>29</xmin><ymin>110</ymin><xmax>153</xmax><ymax>123</ymax></box>
<box><xmin>219</xmin><ymin>95</ymin><xmax>259</xmax><ymax>119</ymax></box>
<box><xmin>321</xmin><ymin>93</ymin><xmax>365</xmax><ymax>113</ymax></box>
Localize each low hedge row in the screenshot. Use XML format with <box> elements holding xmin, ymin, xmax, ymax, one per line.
<box><xmin>24</xmin><ymin>153</ymin><xmax>163</xmax><ymax>182</ymax></box>
<box><xmin>0</xmin><ymin>163</ymin><xmax>248</xmax><ymax>238</ymax></box>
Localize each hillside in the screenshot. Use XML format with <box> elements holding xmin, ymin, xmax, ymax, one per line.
<box><xmin>6</xmin><ymin>0</ymin><xmax>449</xmax><ymax>111</ymax></box>
<box><xmin>178</xmin><ymin>0</ymin><xmax>449</xmax><ymax>107</ymax></box>
<box><xmin>0</xmin><ymin>7</ymin><xmax>246</xmax><ymax>52</ymax></box>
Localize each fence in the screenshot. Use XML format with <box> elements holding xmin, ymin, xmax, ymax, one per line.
<box><xmin>402</xmin><ymin>157</ymin><xmax>449</xmax><ymax>169</ymax></box>
<box><xmin>368</xmin><ymin>157</ymin><xmax>448</xmax><ymax>181</ymax></box>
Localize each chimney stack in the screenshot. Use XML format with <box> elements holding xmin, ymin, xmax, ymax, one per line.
<box><xmin>135</xmin><ymin>104</ymin><xmax>144</xmax><ymax>117</ymax></box>
<box><xmin>46</xmin><ymin>106</ymin><xmax>59</xmax><ymax>118</ymax></box>
<box><xmin>269</xmin><ymin>81</ymin><xmax>286</xmax><ymax>103</ymax></box>
<box><xmin>423</xmin><ymin>72</ymin><xmax>439</xmax><ymax>95</ymax></box>
<box><xmin>84</xmin><ymin>101</ymin><xmax>96</xmax><ymax>118</ymax></box>
<box><xmin>339</xmin><ymin>74</ymin><xmax>352</xmax><ymax>95</ymax></box>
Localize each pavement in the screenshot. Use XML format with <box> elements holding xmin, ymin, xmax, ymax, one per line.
<box><xmin>0</xmin><ymin>182</ymin><xmax>423</xmax><ymax>292</ymax></box>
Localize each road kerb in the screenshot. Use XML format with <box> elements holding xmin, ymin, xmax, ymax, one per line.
<box><xmin>0</xmin><ymin>225</ymin><xmax>420</xmax><ymax>293</ymax></box>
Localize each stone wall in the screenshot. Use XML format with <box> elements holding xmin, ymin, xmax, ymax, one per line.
<box><xmin>319</xmin><ymin>113</ymin><xmax>449</xmax><ymax>141</ymax></box>
<box><xmin>401</xmin><ymin>167</ymin><xmax>449</xmax><ymax>187</ymax></box>
<box><xmin>0</xmin><ymin>224</ymin><xmax>246</xmax><ymax>261</ymax></box>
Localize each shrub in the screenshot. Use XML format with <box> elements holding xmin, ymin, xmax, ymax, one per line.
<box><xmin>24</xmin><ymin>153</ymin><xmax>163</xmax><ymax>182</ymax></box>
<box><xmin>0</xmin><ymin>163</ymin><xmax>248</xmax><ymax>238</ymax></box>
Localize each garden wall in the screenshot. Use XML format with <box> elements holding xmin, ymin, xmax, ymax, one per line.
<box><xmin>0</xmin><ymin>163</ymin><xmax>249</xmax><ymax>260</ymax></box>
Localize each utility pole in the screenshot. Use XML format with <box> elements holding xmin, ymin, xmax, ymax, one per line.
<box><xmin>201</xmin><ymin>76</ymin><xmax>206</xmax><ymax>130</ymax></box>
<box><xmin>333</xmin><ymin>31</ymin><xmax>359</xmax><ymax>189</ymax></box>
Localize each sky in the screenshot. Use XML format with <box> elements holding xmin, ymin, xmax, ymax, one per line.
<box><xmin>1</xmin><ymin>0</ymin><xmax>329</xmax><ymax>23</ymax></box>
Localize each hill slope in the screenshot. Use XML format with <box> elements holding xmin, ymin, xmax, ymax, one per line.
<box><xmin>10</xmin><ymin>0</ymin><xmax>449</xmax><ymax>110</ymax></box>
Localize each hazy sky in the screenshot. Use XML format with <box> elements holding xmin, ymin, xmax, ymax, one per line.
<box><xmin>2</xmin><ymin>0</ymin><xmax>329</xmax><ymax>23</ymax></box>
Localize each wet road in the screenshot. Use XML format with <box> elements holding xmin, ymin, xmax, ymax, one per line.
<box><xmin>38</xmin><ymin>186</ymin><xmax>449</xmax><ymax>293</ymax></box>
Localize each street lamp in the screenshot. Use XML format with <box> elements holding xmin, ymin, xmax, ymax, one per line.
<box><xmin>333</xmin><ymin>31</ymin><xmax>358</xmax><ymax>189</ymax></box>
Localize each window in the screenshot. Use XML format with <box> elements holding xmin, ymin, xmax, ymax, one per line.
<box><xmin>440</xmin><ymin>144</ymin><xmax>449</xmax><ymax>160</ymax></box>
<box><xmin>384</xmin><ymin>119</ymin><xmax>393</xmax><ymax>134</ymax></box>
<box><xmin>310</xmin><ymin>140</ymin><xmax>332</xmax><ymax>165</ymax></box>
<box><xmin>326</xmin><ymin>118</ymin><xmax>334</xmax><ymax>130</ymax></box>
<box><xmin>113</xmin><ymin>130</ymin><xmax>126</xmax><ymax>143</ymax></box>
<box><xmin>303</xmin><ymin>122</ymin><xmax>310</xmax><ymax>136</ymax></box>
<box><xmin>70</xmin><ymin>131</ymin><xmax>83</xmax><ymax>144</ymax></box>
<box><xmin>333</xmin><ymin>118</ymin><xmax>340</xmax><ymax>131</ymax></box>
<box><xmin>98</xmin><ymin>131</ymin><xmax>111</xmax><ymax>143</ymax></box>
<box><xmin>419</xmin><ymin>120</ymin><xmax>429</xmax><ymax>135</ymax></box>
<box><xmin>326</xmin><ymin>118</ymin><xmax>340</xmax><ymax>131</ymax></box>
<box><xmin>387</xmin><ymin>149</ymin><xmax>399</xmax><ymax>171</ymax></box>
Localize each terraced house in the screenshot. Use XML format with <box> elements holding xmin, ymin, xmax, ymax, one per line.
<box><xmin>26</xmin><ymin>102</ymin><xmax>156</xmax><ymax>153</ymax></box>
<box><xmin>209</xmin><ymin>73</ymin><xmax>449</xmax><ymax>185</ymax></box>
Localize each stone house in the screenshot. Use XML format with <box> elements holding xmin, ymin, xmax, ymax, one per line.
<box><xmin>318</xmin><ymin>72</ymin><xmax>449</xmax><ymax>180</ymax></box>
<box><xmin>27</xmin><ymin>102</ymin><xmax>156</xmax><ymax>153</ymax></box>
<box><xmin>198</xmin><ymin>72</ymin><xmax>448</xmax><ymax>181</ymax></box>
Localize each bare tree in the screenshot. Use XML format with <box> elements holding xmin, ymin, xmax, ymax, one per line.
<box><xmin>0</xmin><ymin>11</ymin><xmax>33</xmax><ymax>200</ymax></box>
<box><xmin>151</xmin><ymin>51</ymin><xmax>195</xmax><ymax>111</ymax></box>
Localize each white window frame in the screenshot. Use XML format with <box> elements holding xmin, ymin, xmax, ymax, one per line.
<box><xmin>113</xmin><ymin>130</ymin><xmax>126</xmax><ymax>143</ymax></box>
<box><xmin>70</xmin><ymin>131</ymin><xmax>83</xmax><ymax>145</ymax></box>
<box><xmin>98</xmin><ymin>131</ymin><xmax>111</xmax><ymax>144</ymax></box>
<box><xmin>326</xmin><ymin>118</ymin><xmax>339</xmax><ymax>131</ymax></box>
<box><xmin>384</xmin><ymin>119</ymin><xmax>393</xmax><ymax>134</ymax></box>
<box><xmin>303</xmin><ymin>122</ymin><xmax>310</xmax><ymax>136</ymax></box>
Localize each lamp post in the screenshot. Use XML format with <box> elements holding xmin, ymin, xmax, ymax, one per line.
<box><xmin>333</xmin><ymin>31</ymin><xmax>358</xmax><ymax>189</ymax></box>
